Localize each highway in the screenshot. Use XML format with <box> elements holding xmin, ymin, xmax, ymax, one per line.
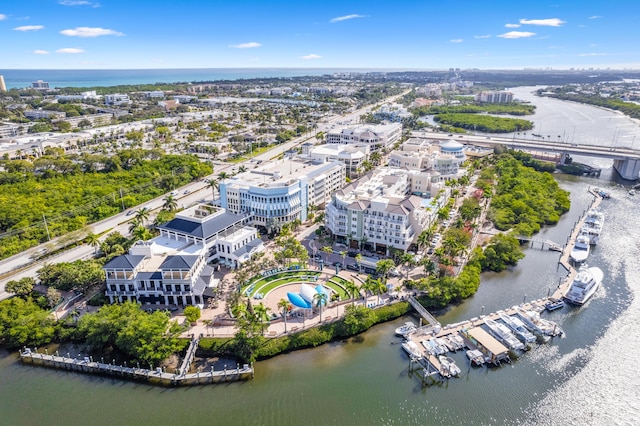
<box><xmin>0</xmin><ymin>90</ymin><xmax>409</xmax><ymax>300</ymax></box>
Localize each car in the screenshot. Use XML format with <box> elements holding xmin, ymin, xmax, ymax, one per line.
<box><xmin>314</xmin><ymin>253</ymin><xmax>322</xmax><ymax>260</ymax></box>
<box><xmin>347</xmin><ymin>251</ymin><xmax>358</xmax><ymax>257</ymax></box>
<box><xmin>427</xmin><ymin>247</ymin><xmax>435</xmax><ymax>255</ymax></box>
<box><xmin>332</xmin><ymin>261</ymin><xmax>342</xmax><ymax>267</ymax></box>
<box><xmin>184</xmin><ymin>189</ymin><xmax>191</xmax><ymax>194</ymax></box>
<box><xmin>448</xmin><ymin>134</ymin><xmax>453</xmax><ymax>136</ymax></box>
<box><xmin>125</xmin><ymin>210</ymin><xmax>134</xmax><ymax>216</ymax></box>
<box><xmin>346</xmin><ymin>264</ymin><xmax>359</xmax><ymax>271</ymax></box>
<box><xmin>388</xmin><ymin>269</ymin><xmax>401</xmax><ymax>277</ymax></box>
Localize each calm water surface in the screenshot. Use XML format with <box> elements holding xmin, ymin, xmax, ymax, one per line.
<box><xmin>1</xmin><ymin>88</ymin><xmax>639</xmax><ymax>425</ymax></box>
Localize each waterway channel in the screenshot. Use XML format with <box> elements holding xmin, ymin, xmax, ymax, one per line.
<box><xmin>1</xmin><ymin>88</ymin><xmax>639</xmax><ymax>425</ymax></box>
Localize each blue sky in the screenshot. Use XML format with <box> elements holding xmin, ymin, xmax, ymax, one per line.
<box><xmin>1</xmin><ymin>0</ymin><xmax>637</xmax><ymax>69</ymax></box>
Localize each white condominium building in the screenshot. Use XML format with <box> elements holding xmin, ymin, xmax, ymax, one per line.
<box><xmin>326</xmin><ymin>123</ymin><xmax>402</xmax><ymax>152</ymax></box>
<box><xmin>325</xmin><ymin>168</ymin><xmax>445</xmax><ymax>253</ymax></box>
<box><xmin>104</xmin><ymin>93</ymin><xmax>131</xmax><ymax>106</ymax></box>
<box><xmin>474</xmin><ymin>91</ymin><xmax>514</xmax><ymax>103</ymax></box>
<box><xmin>302</xmin><ymin>142</ymin><xmax>368</xmax><ymax>177</ymax></box>
<box><xmin>220</xmin><ymin>157</ymin><xmax>345</xmax><ymax>231</ymax></box>
<box><xmin>388</xmin><ymin>137</ymin><xmax>467</xmax><ymax>179</ymax></box>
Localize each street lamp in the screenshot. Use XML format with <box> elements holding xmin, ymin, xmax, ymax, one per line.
<box><xmin>481</xmin><ymin>306</ymin><xmax>485</xmax><ymax>316</ymax></box>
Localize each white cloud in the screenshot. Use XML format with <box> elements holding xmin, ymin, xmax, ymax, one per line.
<box><xmin>589</xmin><ymin>15</ymin><xmax>602</xmax><ymax>19</ymax></box>
<box><xmin>58</xmin><ymin>1</ymin><xmax>100</xmax><ymax>7</ymax></box>
<box><xmin>330</xmin><ymin>14</ymin><xmax>366</xmax><ymax>23</ymax></box>
<box><xmin>56</xmin><ymin>47</ymin><xmax>85</xmax><ymax>54</ymax></box>
<box><xmin>0</xmin><ymin>14</ymin><xmax>7</xmax><ymax>21</ymax></box>
<box><xmin>229</xmin><ymin>42</ymin><xmax>261</xmax><ymax>49</ymax></box>
<box><xmin>498</xmin><ymin>31</ymin><xmax>536</xmax><ymax>39</ymax></box>
<box><xmin>300</xmin><ymin>54</ymin><xmax>321</xmax><ymax>60</ymax></box>
<box><xmin>33</xmin><ymin>50</ymin><xmax>50</xmax><ymax>55</ymax></box>
<box><xmin>450</xmin><ymin>39</ymin><xmax>463</xmax><ymax>43</ymax></box>
<box><xmin>14</xmin><ymin>25</ymin><xmax>44</xmax><ymax>31</ymax></box>
<box><xmin>505</xmin><ymin>23</ymin><xmax>521</xmax><ymax>28</ymax></box>
<box><xmin>519</xmin><ymin>18</ymin><xmax>565</xmax><ymax>27</ymax></box>
<box><xmin>579</xmin><ymin>52</ymin><xmax>606</xmax><ymax>56</ymax></box>
<box><xmin>474</xmin><ymin>35</ymin><xmax>491</xmax><ymax>39</ymax></box>
<box><xmin>60</xmin><ymin>27</ymin><xmax>123</xmax><ymax>37</ymax></box>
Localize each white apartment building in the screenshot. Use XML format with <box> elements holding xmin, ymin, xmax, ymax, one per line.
<box><xmin>104</xmin><ymin>204</ymin><xmax>264</xmax><ymax>306</ymax></box>
<box><xmin>302</xmin><ymin>143</ymin><xmax>368</xmax><ymax>177</ymax></box>
<box><xmin>24</xmin><ymin>109</ymin><xmax>66</xmax><ymax>120</ymax></box>
<box><xmin>324</xmin><ymin>168</ymin><xmax>445</xmax><ymax>253</ymax></box>
<box><xmin>56</xmin><ymin>91</ymin><xmax>100</xmax><ymax>102</ymax></box>
<box><xmin>104</xmin><ymin>94</ymin><xmax>131</xmax><ymax>106</ymax></box>
<box><xmin>220</xmin><ymin>157</ymin><xmax>345</xmax><ymax>231</ymax></box>
<box><xmin>326</xmin><ymin>123</ymin><xmax>402</xmax><ymax>152</ymax></box>
<box><xmin>388</xmin><ymin>137</ymin><xmax>467</xmax><ymax>179</ymax></box>
<box><xmin>58</xmin><ymin>113</ymin><xmax>113</xmax><ymax>129</ymax></box>
<box><xmin>373</xmin><ymin>103</ymin><xmax>413</xmax><ymax>122</ymax></box>
<box><xmin>474</xmin><ymin>91</ymin><xmax>514</xmax><ymax>103</ymax></box>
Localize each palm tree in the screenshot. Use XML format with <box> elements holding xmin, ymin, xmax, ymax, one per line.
<box><xmin>134</xmin><ymin>207</ymin><xmax>150</xmax><ymax>226</ymax></box>
<box><xmin>218</xmin><ymin>171</ymin><xmax>229</xmax><ymax>180</ymax></box>
<box><xmin>354</xmin><ymin>253</ymin><xmax>363</xmax><ymax>273</ymax></box>
<box><xmin>277</xmin><ymin>299</ymin><xmax>291</xmax><ymax>333</ymax></box>
<box><xmin>86</xmin><ymin>232</ymin><xmax>100</xmax><ymax>254</ymax></box>
<box><xmin>162</xmin><ymin>194</ymin><xmax>178</xmax><ymax>212</ymax></box>
<box><xmin>400</xmin><ymin>252</ymin><xmax>415</xmax><ymax>281</ymax></box>
<box><xmin>321</xmin><ymin>246</ymin><xmax>333</xmax><ymax>263</ymax></box>
<box><xmin>417</xmin><ymin>228</ymin><xmax>433</xmax><ymax>252</ymax></box>
<box><xmin>206</xmin><ymin>178</ymin><xmax>219</xmax><ymax>201</ymax></box>
<box><xmin>375</xmin><ymin>258</ymin><xmax>396</xmax><ymax>286</ymax></box>
<box><xmin>253</xmin><ymin>303</ymin><xmax>271</xmax><ymax>333</ymax></box>
<box><xmin>340</xmin><ymin>250</ymin><xmax>347</xmax><ymax>268</ymax></box>
<box><xmin>345</xmin><ymin>279</ymin><xmax>360</xmax><ymax>306</ymax></box>
<box><xmin>238</xmin><ymin>165</ymin><xmax>247</xmax><ymax>173</ymax></box>
<box><xmin>313</xmin><ymin>291</ymin><xmax>328</xmax><ymax>323</ymax></box>
<box><xmin>131</xmin><ymin>225</ymin><xmax>150</xmax><ymax>241</ymax></box>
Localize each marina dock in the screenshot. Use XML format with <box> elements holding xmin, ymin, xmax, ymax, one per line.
<box><xmin>19</xmin><ymin>348</ymin><xmax>254</xmax><ymax>386</ymax></box>
<box><xmin>403</xmin><ymin>188</ymin><xmax>605</xmax><ymax>383</ymax></box>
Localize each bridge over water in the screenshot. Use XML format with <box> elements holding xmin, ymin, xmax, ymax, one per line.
<box><xmin>413</xmin><ymin>131</ymin><xmax>640</xmax><ymax>180</ymax></box>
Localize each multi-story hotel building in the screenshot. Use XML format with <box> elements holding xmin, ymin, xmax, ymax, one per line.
<box><xmin>219</xmin><ymin>157</ymin><xmax>345</xmax><ymax>231</ymax></box>
<box><xmin>325</xmin><ymin>123</ymin><xmax>402</xmax><ymax>152</ymax></box>
<box><xmin>474</xmin><ymin>91</ymin><xmax>514</xmax><ymax>104</ymax></box>
<box><xmin>324</xmin><ymin>168</ymin><xmax>446</xmax><ymax>254</ymax></box>
<box><xmin>103</xmin><ymin>204</ymin><xmax>263</xmax><ymax>306</ymax></box>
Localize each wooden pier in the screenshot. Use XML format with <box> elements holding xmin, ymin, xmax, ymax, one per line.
<box><xmin>19</xmin><ymin>348</ymin><xmax>253</xmax><ymax>386</ymax></box>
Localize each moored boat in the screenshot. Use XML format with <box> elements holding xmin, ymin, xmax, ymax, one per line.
<box><xmin>544</xmin><ymin>298</ymin><xmax>565</xmax><ymax>312</ymax></box>
<box><xmin>438</xmin><ymin>355</ymin><xmax>462</xmax><ymax>377</ymax></box>
<box><xmin>498</xmin><ymin>313</ymin><xmax>536</xmax><ymax>344</ymax></box>
<box><xmin>421</xmin><ymin>338</ymin><xmax>446</xmax><ymax>356</ymax></box>
<box><xmin>394</xmin><ymin>321</ymin><xmax>417</xmax><ymax>337</ymax></box>
<box><xmin>466</xmin><ymin>349</ymin><xmax>485</xmax><ymax>366</ymax></box>
<box><xmin>563</xmin><ymin>265</ymin><xmax>603</xmax><ymax>306</ymax></box>
<box><xmin>401</xmin><ymin>340</ymin><xmax>422</xmax><ymax>359</ymax></box>
<box><xmin>569</xmin><ymin>234</ymin><xmax>590</xmax><ymax>263</ymax></box>
<box><xmin>515</xmin><ymin>307</ymin><xmax>563</xmax><ymax>337</ymax></box>
<box><xmin>484</xmin><ymin>318</ymin><xmax>525</xmax><ymax>351</ymax></box>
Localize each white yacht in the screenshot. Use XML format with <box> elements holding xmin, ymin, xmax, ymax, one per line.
<box><xmin>515</xmin><ymin>307</ymin><xmax>563</xmax><ymax>337</ymax></box>
<box><xmin>438</xmin><ymin>355</ymin><xmax>462</xmax><ymax>377</ymax></box>
<box><xmin>499</xmin><ymin>313</ymin><xmax>536</xmax><ymax>344</ymax></box>
<box><xmin>466</xmin><ymin>349</ymin><xmax>485</xmax><ymax>366</ymax></box>
<box><xmin>394</xmin><ymin>321</ymin><xmax>417</xmax><ymax>337</ymax></box>
<box><xmin>484</xmin><ymin>318</ymin><xmax>525</xmax><ymax>351</ymax></box>
<box><xmin>564</xmin><ymin>265</ymin><xmax>603</xmax><ymax>306</ymax></box>
<box><xmin>401</xmin><ymin>340</ymin><xmax>422</xmax><ymax>360</ymax></box>
<box><xmin>582</xmin><ymin>209</ymin><xmax>604</xmax><ymax>245</ymax></box>
<box><xmin>569</xmin><ymin>234</ymin><xmax>590</xmax><ymax>263</ymax></box>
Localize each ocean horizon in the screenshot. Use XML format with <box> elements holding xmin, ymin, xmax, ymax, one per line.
<box><xmin>0</xmin><ymin>68</ymin><xmax>413</xmax><ymax>90</ymax></box>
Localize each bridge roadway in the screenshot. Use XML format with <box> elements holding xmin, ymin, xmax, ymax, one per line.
<box><xmin>412</xmin><ymin>131</ymin><xmax>640</xmax><ymax>180</ymax></box>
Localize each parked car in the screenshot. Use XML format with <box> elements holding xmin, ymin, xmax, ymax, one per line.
<box><xmin>332</xmin><ymin>261</ymin><xmax>342</xmax><ymax>267</ymax></box>
<box><xmin>347</xmin><ymin>251</ymin><xmax>358</xmax><ymax>257</ymax></box>
<box><xmin>346</xmin><ymin>264</ymin><xmax>359</xmax><ymax>271</ymax></box>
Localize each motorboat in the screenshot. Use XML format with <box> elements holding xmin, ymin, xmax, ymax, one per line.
<box><xmin>438</xmin><ymin>355</ymin><xmax>462</xmax><ymax>377</ymax></box>
<box><xmin>582</xmin><ymin>209</ymin><xmax>604</xmax><ymax>245</ymax></box>
<box><xmin>569</xmin><ymin>235</ymin><xmax>590</xmax><ymax>263</ymax></box>
<box><xmin>447</xmin><ymin>334</ymin><xmax>465</xmax><ymax>351</ymax></box>
<box><xmin>515</xmin><ymin>307</ymin><xmax>563</xmax><ymax>337</ymax></box>
<box><xmin>484</xmin><ymin>318</ymin><xmax>525</xmax><ymax>351</ymax></box>
<box><xmin>564</xmin><ymin>265</ymin><xmax>603</xmax><ymax>306</ymax></box>
<box><xmin>401</xmin><ymin>340</ymin><xmax>422</xmax><ymax>360</ymax></box>
<box><xmin>466</xmin><ymin>349</ymin><xmax>485</xmax><ymax>366</ymax></box>
<box><xmin>433</xmin><ymin>338</ymin><xmax>450</xmax><ymax>354</ymax></box>
<box><xmin>394</xmin><ymin>321</ymin><xmax>417</xmax><ymax>337</ymax></box>
<box><xmin>421</xmin><ymin>339</ymin><xmax>446</xmax><ymax>356</ymax></box>
<box><xmin>544</xmin><ymin>298</ymin><xmax>565</xmax><ymax>312</ymax></box>
<box><xmin>499</xmin><ymin>313</ymin><xmax>536</xmax><ymax>344</ymax></box>
<box><xmin>441</xmin><ymin>336</ymin><xmax>457</xmax><ymax>352</ymax></box>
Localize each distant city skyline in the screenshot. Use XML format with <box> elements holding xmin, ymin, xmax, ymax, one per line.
<box><xmin>1</xmin><ymin>0</ymin><xmax>637</xmax><ymax>70</ymax></box>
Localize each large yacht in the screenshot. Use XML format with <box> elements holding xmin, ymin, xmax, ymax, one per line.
<box><xmin>569</xmin><ymin>234</ymin><xmax>590</xmax><ymax>263</ymax></box>
<box><xmin>564</xmin><ymin>265</ymin><xmax>603</xmax><ymax>305</ymax></box>
<box><xmin>581</xmin><ymin>209</ymin><xmax>604</xmax><ymax>245</ymax></box>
